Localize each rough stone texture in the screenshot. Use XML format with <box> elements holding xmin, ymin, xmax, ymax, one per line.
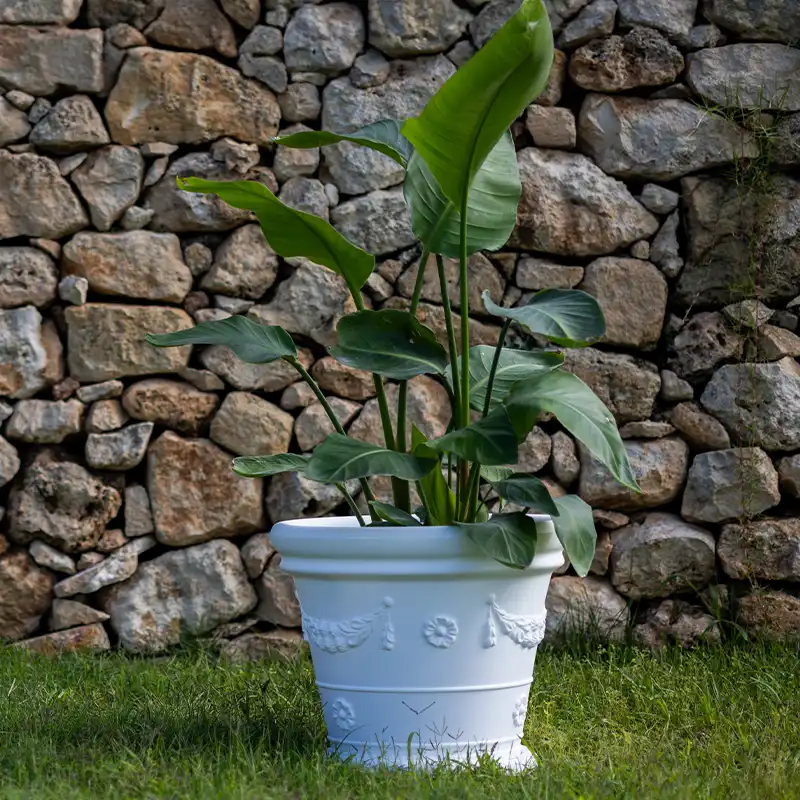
<box><xmin>66</xmin><ymin>304</ymin><xmax>192</xmax><ymax>382</ymax></box>
<box><xmin>0</xmin><ymin>96</ymin><xmax>30</xmax><ymax>147</ymax></box>
<box><xmin>241</xmin><ymin>533</ymin><xmax>276</xmax><ymax>579</ymax></box>
<box><xmin>14</xmin><ymin>623</ymin><xmax>110</xmax><ymax>655</ymax></box>
<box><xmin>718</xmin><ymin>519</ymin><xmax>800</xmax><ymax>582</ymax></box>
<box><xmin>578</xmin><ymin>95</ymin><xmax>756</xmax><ymax>181</ymax></box>
<box><xmin>221</xmin><ymin>629</ymin><xmax>305</xmax><ymax>663</ymax></box>
<box><xmin>551</xmin><ymin>431</ymin><xmax>580</xmax><ymax>486</ymax></box>
<box><xmin>0</xmin><ymin>551</ymin><xmax>54</xmax><ymax>640</ymax></box>
<box><xmin>610</xmin><ymin>513</ymin><xmax>716</xmax><ymax>599</ymax></box>
<box><xmin>681</xmin><ymin>448</ymin><xmax>780</xmax><ymax>524</ymax></box>
<box><xmin>85</xmin><ymin>422</ymin><xmax>154</xmax><ymax>470</ymax></box>
<box><xmin>105</xmin><ymin>49</ymin><xmax>280</xmax><ymax>145</ymax></box>
<box><xmin>545</xmin><ymin>576</ymin><xmax>630</xmax><ymax>643</ymax></box>
<box><xmin>266</xmin><ymin>471</ymin><xmax>354</xmax><ymax>522</ymax></box>
<box><xmin>777</xmin><ymin>455</ymin><xmax>800</xmax><ymax>499</ymax></box>
<box><xmin>700</xmin><ymin>359</ymin><xmax>800</xmax><ymax>452</ymax></box>
<box><xmin>617</xmin><ymin>0</ymin><xmax>697</xmax><ymax>38</ymax></box>
<box><xmin>0</xmin><ymin>0</ymin><xmax>83</xmax><ymax>25</ymax></box>
<box><xmin>0</xmin><ymin>435</ymin><xmax>20</xmax><ymax>489</ymax></box>
<box><xmin>668</xmin><ymin>312</ymin><xmax>743</xmax><ymax>382</ymax></box>
<box><xmin>558</xmin><ymin>0</ymin><xmax>617</xmax><ymax>49</ymax></box>
<box><xmin>512</xmin><ymin>148</ymin><xmax>659</xmax><ymax>256</ymax></box>
<box><xmin>686</xmin><ymin>44</ymin><xmax>800</xmax><ymax>111</ymax></box>
<box><xmin>100</xmin><ymin>540</ymin><xmax>257</xmax><ymax>652</ymax></box>
<box><xmin>122</xmin><ymin>380</ymin><xmax>219</xmax><ymax>434</ymax></box>
<box><xmin>144</xmin><ymin>0</ymin><xmax>236</xmax><ymax>58</ymax></box>
<box><xmin>148</xmin><ymin>432</ymin><xmax>264</xmax><ymax>547</ymax></box>
<box><xmin>284</xmin><ymin>3</ymin><xmax>365</xmax><ymax>74</ymax></box>
<box><xmin>6</xmin><ymin>399</ymin><xmax>83</xmax><ymax>444</ymax></box>
<box><xmin>580</xmin><ymin>257</ymin><xmax>667</xmax><ymax>349</ymax></box>
<box><xmin>50</xmin><ymin>599</ymin><xmax>110</xmax><ymax>632</ymax></box>
<box><xmin>7</xmin><ymin>450</ymin><xmax>121</xmax><ymax>553</ymax></box>
<box><xmin>670</xmin><ymin>402</ymin><xmax>731</xmax><ymax>451</ymax></box>
<box><xmin>29</xmin><ymin>95</ymin><xmax>109</xmax><ymax>155</ymax></box>
<box><xmin>579</xmin><ymin>437</ymin><xmax>689</xmax><ymax>511</ymax></box>
<box><xmin>525</xmin><ymin>105</ymin><xmax>577</xmax><ymax>149</ymax></box>
<box><xmin>0</xmin><ymin>307</ymin><xmax>62</xmax><ymax>400</ymax></box>
<box><xmin>311</xmin><ymin>357</ymin><xmax>376</xmax><ymax>401</ymax></box>
<box><xmin>200</xmin><ymin>345</ymin><xmax>310</xmax><ymax>393</ymax></box>
<box><xmin>0</xmin><ymin>152</ymin><xmax>88</xmax><ymax>239</ymax></box>
<box><xmin>210</xmin><ymin>392</ymin><xmax>294</xmax><ymax>457</ymax></box>
<box><xmin>737</xmin><ymin>590</ymin><xmax>800</xmax><ymax>642</ymax></box>
<box><xmin>516</xmin><ymin>258</ymin><xmax>584</xmax><ymax>290</ymax></box>
<box><xmin>702</xmin><ymin>0</ymin><xmax>800</xmax><ymax>45</ymax></box>
<box><xmin>368</xmin><ymin>0</ymin><xmax>471</xmax><ymax>57</ymax></box>
<box><xmin>295</xmin><ymin>398</ymin><xmax>361</xmax><ymax>451</ymax></box>
<box><xmin>256</xmin><ymin>558</ymin><xmax>301</xmax><ymax>627</ymax></box>
<box><xmin>331</xmin><ymin>188</ymin><xmax>415</xmax><ymax>256</ymax></box>
<box><xmin>633</xmin><ymin>599</ymin><xmax>720</xmax><ymax>648</ymax></box>
<box><xmin>63</xmin><ymin>232</ymin><xmax>192</xmax><ymax>303</ymax></box>
<box><xmin>0</xmin><ymin>248</ymin><xmax>58</xmax><ymax>310</ymax></box>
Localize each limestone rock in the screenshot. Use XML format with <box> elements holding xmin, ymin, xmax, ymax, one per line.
<box><xmin>6</xmin><ymin>399</ymin><xmax>83</xmax><ymax>444</ymax></box>
<box><xmin>239</xmin><ymin>53</ymin><xmax>287</xmax><ymax>94</ymax></box>
<box><xmin>514</xmin><ymin>427</ymin><xmax>552</xmax><ymax>474</ymax></box>
<box><xmin>221</xmin><ymin>0</ymin><xmax>260</xmax><ymax>28</ymax></box>
<box><xmin>633</xmin><ymin>599</ymin><xmax>720</xmax><ymax>649</ymax></box>
<box><xmin>256</xmin><ymin>558</ymin><xmax>300</xmax><ymax>627</ymax></box>
<box><xmin>677</xmin><ymin>175</ymin><xmax>800</xmax><ymax>309</ymax></box>
<box><xmin>29</xmin><ymin>95</ymin><xmax>109</xmax><ymax>154</ymax></box>
<box><xmin>618</xmin><ymin>421</ymin><xmax>675</xmax><ymax>439</ymax></box>
<box><xmin>756</xmin><ymin>326</ymin><xmax>800</xmax><ymax>361</ymax></box>
<box><xmin>550</xmin><ymin>431</ymin><xmax>580</xmax><ymax>486</ymax></box>
<box><xmin>368</xmin><ymin>0</ymin><xmax>471</xmax><ymax>57</ymax></box>
<box><xmin>0</xmin><ymin>551</ymin><xmax>54</xmax><ymax>641</ymax></box>
<box><xmin>610</xmin><ymin>513</ymin><xmax>716</xmax><ymax>599</ymax></box>
<box><xmin>15</xmin><ymin>623</ymin><xmax>110</xmax><ymax>654</ymax></box>
<box><xmin>686</xmin><ymin>44</ymin><xmax>800</xmax><ymax>112</ymax></box>
<box><xmin>295</xmin><ymin>398</ymin><xmax>362</xmax><ymax>451</ymax></box>
<box><xmin>106</xmin><ymin>48</ymin><xmax>280</xmax><ymax>145</ymax></box>
<box><xmin>200</xmin><ymin>344</ymin><xmax>309</xmax><ymax>392</ymax></box>
<box><xmin>718</xmin><ymin>518</ymin><xmax>800</xmax><ymax>582</ymax></box>
<box><xmin>278</xmin><ymin>176</ymin><xmax>329</xmax><ymax>218</ymax></box>
<box><xmin>273</xmin><ymin>125</ymin><xmax>320</xmax><ymax>182</ymax></box>
<box><xmin>241</xmin><ymin>533</ymin><xmax>276</xmax><ymax>579</ymax></box>
<box><xmin>0</xmin><ymin>96</ymin><xmax>30</xmax><ymax>147</ymax></box>
<box><xmin>578</xmin><ymin>95</ymin><xmax>756</xmax><ymax>181</ymax></box>
<box><xmin>124</xmin><ymin>485</ymin><xmax>154</xmax><ymax>538</ymax></box>
<box><xmin>85</xmin><ymin>399</ymin><xmax>130</xmax><ymax>434</ymax></box>
<box><xmin>321</xmin><ymin>56</ymin><xmax>454</xmax><ymax>194</ymax></box>
<box><xmin>545</xmin><ymin>576</ymin><xmax>630</xmax><ymax>643</ymax></box>
<box><xmin>86</xmin><ymin>0</ymin><xmax>165</xmax><ymax>28</ymax></box>
<box><xmin>778</xmin><ymin>455</ymin><xmax>800</xmax><ymax>499</ymax></box>
<box><xmin>144</xmin><ymin>0</ymin><xmax>237</xmax><ymax>58</ymax></box>
<box><xmin>525</xmin><ymin>105</ymin><xmax>576</xmax><ymax>149</ymax></box>
<box><xmin>703</xmin><ymin>0</ymin><xmax>800</xmax><ymax>45</ymax></box>
<box><xmin>278</xmin><ymin>82</ymin><xmax>321</xmax><ymax>122</ymax></box>
<box><xmin>147</xmin><ymin>431</ymin><xmax>264</xmax><ymax>547</ymax></box>
<box><xmin>649</xmin><ymin>210</ymin><xmax>682</xmax><ymax>277</ymax></box>
<box><xmin>700</xmin><ymin>359</ymin><xmax>800</xmax><ymax>451</ymax></box>
<box><xmin>85</xmin><ymin>423</ymin><xmax>154</xmax><ymax>471</ymax></box>
<box><xmin>670</xmin><ymin>402</ymin><xmax>731</xmax><ymax>451</ymax></box>
<box><xmin>579</xmin><ymin>437</ymin><xmax>689</xmax><ymax>511</ymax></box>
<box><xmin>516</xmin><ymin>258</ymin><xmax>584</xmax><ymax>290</ymax></box>
<box><xmin>267</xmin><ymin>471</ymin><xmax>354</xmax><ymax>522</ymax></box>
<box><xmin>76</xmin><ymin>380</ymin><xmax>124</xmax><ymax>403</ymax></box>
<box><xmin>69</xmin><ymin>146</ymin><xmax>145</xmax><ymax>231</ymax></box>
<box><xmin>221</xmin><ymin>629</ymin><xmax>305</xmax><ymax>663</ymax></box>
<box><xmin>558</xmin><ymin>0</ymin><xmax>617</xmax><ymax>49</ymax></box>
<box><xmin>667</xmin><ymin>312</ymin><xmax>743</xmax><ymax>382</ymax></box>
<box><xmin>512</xmin><ymin>148</ymin><xmax>658</xmax><ymax>256</ymax></box>
<box><xmin>350</xmin><ymin>49</ymin><xmax>391</xmax><ymax>88</ymax></box>
<box><xmin>311</xmin><ymin>357</ymin><xmax>376</xmax><ymax>401</ymax></box>
<box><xmin>331</xmin><ymin>188</ymin><xmax>417</xmax><ymax>256</ymax></box>
<box><xmin>0</xmin><ymin>0</ymin><xmax>83</xmax><ymax>24</ymax></box>
<box><xmin>100</xmin><ymin>539</ymin><xmax>257</xmax><ymax>652</ymax></box>
<box><xmin>564</xmin><ymin>349</ymin><xmax>661</xmax><ymax>422</ymax></box>
<box><xmin>284</xmin><ymin>3</ymin><xmax>364</xmax><ymax>74</ymax></box>
<box><xmin>50</xmin><ymin>599</ymin><xmax>110</xmax><ymax>632</ymax></box>
<box><xmin>0</xmin><ymin>248</ymin><xmax>58</xmax><ymax>310</ymax></box>
<box><xmin>570</xmin><ymin>28</ymin><xmax>683</xmax><ymax>93</ymax></box>
<box><xmin>681</xmin><ymin>448</ymin><xmax>780</xmax><ymax>524</ymax></box>
<box><xmin>210</xmin><ymin>392</ymin><xmax>294</xmax><ymax>457</ymax></box>
<box><xmin>63</xmin><ymin>232</ymin><xmax>192</xmax><ymax>304</ymax></box>
<box><xmin>0</xmin><ymin>26</ymin><xmax>103</xmax><ymax>95</ymax></box>
<box><xmin>536</xmin><ymin>48</ymin><xmax>567</xmax><ymax>107</ymax></box>
<box><xmin>29</xmin><ymin>540</ymin><xmax>75</xmax><ymax>575</ymax></box>
<box><xmin>579</xmin><ymin>257</ymin><xmax>666</xmax><ymax>350</ymax></box>
<box><xmin>66</xmin><ymin>304</ymin><xmax>192</xmax><ymax>382</ymax></box>
<box><xmin>0</xmin><ymin>436</ymin><xmax>20</xmax><ymax>490</ymax></box>
<box><xmin>250</xmin><ymin>262</ymin><xmax>355</xmax><ymax>346</ymax></box>
<box><xmin>617</xmin><ymin>0</ymin><xmax>697</xmax><ymax>38</ymax></box>
<box><xmin>639</xmin><ymin>184</ymin><xmax>679</xmax><ymax>215</ymax></box>
<box><xmin>738</xmin><ymin>590</ymin><xmax>800</xmax><ymax>642</ymax></box>
<box><xmin>122</xmin><ymin>379</ymin><xmax>219</xmax><ymax>434</ymax></box>
<box><xmin>0</xmin><ymin>152</ymin><xmax>88</xmax><ymax>239</ymax></box>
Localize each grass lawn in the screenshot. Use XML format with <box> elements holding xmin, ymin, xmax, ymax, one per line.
<box><xmin>0</xmin><ymin>643</ymin><xmax>798</xmax><ymax>800</ymax></box>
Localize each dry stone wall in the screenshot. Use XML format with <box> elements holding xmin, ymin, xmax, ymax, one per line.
<box><xmin>1</xmin><ymin>0</ymin><xmax>799</xmax><ymax>657</ymax></box>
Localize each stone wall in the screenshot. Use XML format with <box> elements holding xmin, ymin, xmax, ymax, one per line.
<box><xmin>1</xmin><ymin>0</ymin><xmax>799</xmax><ymax>657</ymax></box>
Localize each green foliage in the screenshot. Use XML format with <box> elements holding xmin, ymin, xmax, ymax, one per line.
<box><xmin>146</xmin><ymin>315</ymin><xmax>296</xmax><ymax>363</ymax></box>
<box><xmin>550</xmin><ymin>495</ymin><xmax>596</xmax><ymax>577</ymax></box>
<box><xmin>490</xmin><ymin>473</ymin><xmax>559</xmax><ymax>517</ymax></box>
<box><xmin>428</xmin><ymin>407</ymin><xmax>519</xmax><ymax>466</ymax></box>
<box><xmin>369</xmin><ymin>501</ymin><xmax>421</xmax><ymax>526</ymax></box>
<box><xmin>412</xmin><ymin>426</ymin><xmax>456</xmax><ymax>526</ymax></box>
<box><xmin>328</xmin><ymin>309</ymin><xmax>448</xmax><ymax>380</ymax></box>
<box><xmin>232</xmin><ymin>454</ymin><xmax>310</xmax><ymax>478</ymax></box>
<box><xmin>457</xmin><ymin>511</ymin><xmax>540</xmax><ymax>569</ymax></box>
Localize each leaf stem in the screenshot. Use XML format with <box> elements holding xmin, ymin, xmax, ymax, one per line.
<box><xmin>436</xmin><ymin>255</ymin><xmax>461</xmax><ymax>419</ymax></box>
<box><xmin>337</xmin><ymin>483</ymin><xmax>365</xmax><ymax>525</ymax></box>
<box><xmin>457</xmin><ymin>191</ymin><xmax>471</xmax><ymax>517</ymax></box>
<box><xmin>286</xmin><ymin>357</ymin><xmax>376</xmax><ymax>522</ymax></box>
<box><xmin>481</xmin><ymin>319</ymin><xmax>511</xmax><ymax>417</ymax></box>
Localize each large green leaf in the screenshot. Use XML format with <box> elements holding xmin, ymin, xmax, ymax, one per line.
<box><xmin>551</xmin><ymin>495</ymin><xmax>596</xmax><ymax>577</ymax></box>
<box><xmin>146</xmin><ymin>315</ymin><xmax>296</xmax><ymax>363</ymax></box>
<box><xmin>178</xmin><ymin>177</ymin><xmax>374</xmax><ymax>295</ymax></box>
<box><xmin>427</xmin><ymin>407</ymin><xmax>518</xmax><ymax>466</ymax></box>
<box><xmin>274</xmin><ymin>119</ymin><xmax>413</xmax><ymax>166</ymax></box>
<box><xmin>232</xmin><ymin>453</ymin><xmax>310</xmax><ymax>478</ymax></box>
<box><xmin>458</xmin><ymin>512</ymin><xmax>540</xmax><ymax>569</ymax></box>
<box><xmin>490</xmin><ymin>473</ymin><xmax>559</xmax><ymax>517</ymax></box>
<box><xmin>307</xmin><ymin>434</ymin><xmax>436</xmax><ymax>483</ymax></box>
<box><xmin>412</xmin><ymin>425</ymin><xmax>456</xmax><ymax>526</ymax></box>
<box><xmin>402</xmin><ymin>0</ymin><xmax>553</xmax><ymax>210</ymax></box>
<box><xmin>328</xmin><ymin>309</ymin><xmax>447</xmax><ymax>380</ymax></box>
<box><xmin>463</xmin><ymin>345</ymin><xmax>564</xmax><ymax>412</ymax></box>
<box><xmin>483</xmin><ymin>290</ymin><xmax>605</xmax><ymax>347</ymax></box>
<box><xmin>369</xmin><ymin>501</ymin><xmax>421</xmax><ymax>526</ymax></box>
<box><xmin>505</xmin><ymin>370</ymin><xmax>638</xmax><ymax>490</ymax></box>
<box><xmin>403</xmin><ymin>132</ymin><xmax>520</xmax><ymax>258</ymax></box>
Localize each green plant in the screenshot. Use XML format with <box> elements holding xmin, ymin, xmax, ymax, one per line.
<box><xmin>147</xmin><ymin>0</ymin><xmax>637</xmax><ymax>574</ymax></box>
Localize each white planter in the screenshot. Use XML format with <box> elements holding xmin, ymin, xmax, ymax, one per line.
<box><xmin>270</xmin><ymin>514</ymin><xmax>563</xmax><ymax>770</ymax></box>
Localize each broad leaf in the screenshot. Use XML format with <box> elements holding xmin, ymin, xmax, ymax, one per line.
<box><xmin>490</xmin><ymin>473</ymin><xmax>559</xmax><ymax>517</ymax></box>
<box><xmin>232</xmin><ymin>453</ymin><xmax>309</xmax><ymax>478</ymax></box>
<box><xmin>146</xmin><ymin>315</ymin><xmax>296</xmax><ymax>363</ymax></box>
<box><xmin>412</xmin><ymin>425</ymin><xmax>456</xmax><ymax>525</ymax></box>
<box><xmin>178</xmin><ymin>177</ymin><xmax>374</xmax><ymax>295</ymax></box>
<box><xmin>274</xmin><ymin>119</ymin><xmax>413</xmax><ymax>166</ymax></box>
<box><xmin>480</xmin><ymin>465</ymin><xmax>514</xmax><ymax>483</ymax></box>
<box><xmin>463</xmin><ymin>345</ymin><xmax>564</xmax><ymax>412</ymax></box>
<box><xmin>329</xmin><ymin>309</ymin><xmax>447</xmax><ymax>380</ymax></box>
<box><xmin>369</xmin><ymin>501</ymin><xmax>421</xmax><ymax>526</ymax></box>
<box><xmin>551</xmin><ymin>495</ymin><xmax>596</xmax><ymax>577</ymax></box>
<box><xmin>427</xmin><ymin>407</ymin><xmax>518</xmax><ymax>466</ymax></box>
<box><xmin>404</xmin><ymin>132</ymin><xmax>520</xmax><ymax>258</ymax></box>
<box><xmin>483</xmin><ymin>290</ymin><xmax>605</xmax><ymax>347</ymax></box>
<box><xmin>307</xmin><ymin>434</ymin><xmax>436</xmax><ymax>483</ymax></box>
<box><xmin>402</xmin><ymin>0</ymin><xmax>553</xmax><ymax>210</ymax></box>
<box><xmin>505</xmin><ymin>370</ymin><xmax>638</xmax><ymax>490</ymax></box>
<box><xmin>458</xmin><ymin>512</ymin><xmax>540</xmax><ymax>569</ymax></box>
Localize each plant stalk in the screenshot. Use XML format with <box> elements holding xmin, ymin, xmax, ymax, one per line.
<box><xmin>481</xmin><ymin>320</ymin><xmax>511</xmax><ymax>417</ymax></box>
<box><xmin>337</xmin><ymin>483</ymin><xmax>365</xmax><ymax>525</ymax></box>
<box><xmin>457</xmin><ymin>192</ymin><xmax>471</xmax><ymax>517</ymax></box>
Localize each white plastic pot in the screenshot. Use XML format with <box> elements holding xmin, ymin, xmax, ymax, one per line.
<box><xmin>270</xmin><ymin>515</ymin><xmax>563</xmax><ymax>771</ymax></box>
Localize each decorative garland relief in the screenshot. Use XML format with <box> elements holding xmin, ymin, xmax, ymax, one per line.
<box><xmin>302</xmin><ymin>596</ymin><xmax>395</xmax><ymax>653</ymax></box>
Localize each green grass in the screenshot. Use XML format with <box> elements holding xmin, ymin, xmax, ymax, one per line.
<box><xmin>1</xmin><ymin>644</ymin><xmax>799</xmax><ymax>799</ymax></box>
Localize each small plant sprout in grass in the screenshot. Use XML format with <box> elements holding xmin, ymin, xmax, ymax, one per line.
<box><xmin>147</xmin><ymin>0</ymin><xmax>638</xmax><ymax>575</ymax></box>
